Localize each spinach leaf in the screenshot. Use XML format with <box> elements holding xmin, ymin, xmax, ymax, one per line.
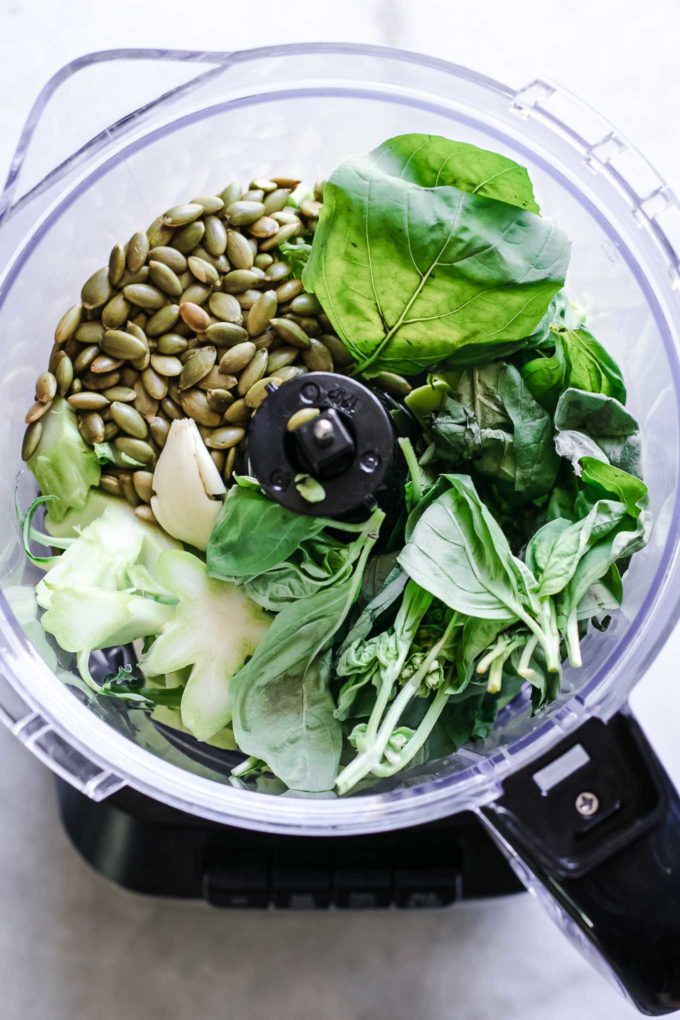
<box><xmin>207</xmin><ymin>484</ymin><xmax>326</xmax><ymax>580</ymax></box>
<box><xmin>554</xmin><ymin>388</ymin><xmax>642</xmax><ymax>477</ymax></box>
<box><xmin>303</xmin><ymin>134</ymin><xmax>570</xmax><ymax>376</ymax></box>
<box><xmin>521</xmin><ymin>328</ymin><xmax>626</xmax><ymax>410</ymax></box>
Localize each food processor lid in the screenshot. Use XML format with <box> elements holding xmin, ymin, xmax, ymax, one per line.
<box><xmin>1</xmin><ymin>43</ymin><xmax>680</xmax><ymax>835</ymax></box>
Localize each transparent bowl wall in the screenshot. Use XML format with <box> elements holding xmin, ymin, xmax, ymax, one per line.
<box><xmin>0</xmin><ymin>46</ymin><xmax>679</xmax><ymax>834</ymax></box>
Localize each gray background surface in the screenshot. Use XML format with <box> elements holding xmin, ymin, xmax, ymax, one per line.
<box><xmin>0</xmin><ymin>1</ymin><xmax>678</xmax><ymax>1017</ymax></box>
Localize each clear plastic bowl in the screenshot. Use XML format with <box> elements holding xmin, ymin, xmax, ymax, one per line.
<box><xmin>1</xmin><ymin>44</ymin><xmax>679</xmax><ymax>835</ymax></box>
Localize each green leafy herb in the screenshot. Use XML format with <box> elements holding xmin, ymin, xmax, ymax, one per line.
<box><xmin>520</xmin><ymin>327</ymin><xmax>626</xmax><ymax>410</ymax></box>
<box><xmin>27</xmin><ymin>398</ymin><xmax>100</xmax><ymax>521</ymax></box>
<box><xmin>303</xmin><ymin>133</ymin><xmax>570</xmax><ymax>375</ymax></box>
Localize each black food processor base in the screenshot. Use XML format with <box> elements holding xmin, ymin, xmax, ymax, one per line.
<box><xmin>56</xmin><ymin>781</ymin><xmax>523</xmax><ymax>908</ymax></box>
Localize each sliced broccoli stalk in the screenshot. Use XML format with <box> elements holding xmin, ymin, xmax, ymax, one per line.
<box><xmin>27</xmin><ymin>397</ymin><xmax>100</xmax><ymax>521</ymax></box>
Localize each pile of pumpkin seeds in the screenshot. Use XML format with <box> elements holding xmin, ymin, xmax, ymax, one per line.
<box><xmin>21</xmin><ymin>177</ymin><xmax>364</xmax><ymax>524</ymax></box>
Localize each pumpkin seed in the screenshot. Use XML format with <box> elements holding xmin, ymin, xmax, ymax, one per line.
<box><xmin>293</xmin><ymin>315</ymin><xmax>321</xmax><ymax>336</ymax></box>
<box><xmin>126</xmin><ymin>320</ymin><xmax>147</xmax><ymax>343</ymax></box>
<box><xmin>133</xmin><ymin>379</ymin><xmax>160</xmax><ymax>418</ymax></box>
<box><xmin>187</xmin><ymin>255</ymin><xmax>219</xmax><ymax>286</ymax></box>
<box><xmin>22</xmin><ymin>421</ymin><xmax>42</xmax><ymax>460</ymax></box>
<box><xmin>219</xmin><ymin>341</ymin><xmax>256</xmax><ymax>374</ymax></box>
<box><xmin>146</xmin><ymin>215</ymin><xmax>174</xmax><ymax>248</ymax></box>
<box><xmin>68</xmin><ymin>391</ymin><xmax>109</xmax><ymax>411</ymax></box>
<box><xmin>219</xmin><ymin>182</ymin><xmax>242</xmax><ymax>207</ymax></box>
<box><xmin>180</xmin><ymin>389</ymin><xmax>222</xmax><ymax>427</ymax></box>
<box><xmin>148</xmin><ymin>355</ymin><xmax>181</xmax><ymax>379</ymax></box>
<box><xmin>129</xmin><ymin>311</ymin><xmax>149</xmax><ymax>332</ymax></box>
<box><xmin>272</xmin><ymin>209</ymin><xmax>300</xmax><ymax>225</ymax></box>
<box><xmin>237</xmin><ymin>348</ymin><xmax>268</xmax><ymax>396</ymax></box>
<box><xmin>179</xmin><ymin>301</ymin><xmax>210</xmax><ymax>333</ymax></box>
<box><xmin>119</xmin><ymin>266</ymin><xmax>151</xmax><ymax>288</ymax></box>
<box><xmin>149</xmin><ymin>416</ymin><xmax>170</xmax><ymax>447</ymax></box>
<box><xmin>146</xmin><ymin>303</ymin><xmax>180</xmax><ymax>337</ymax></box>
<box><xmin>103</xmin><ymin>386</ymin><xmax>136</xmax><ymax>403</ymax></box>
<box><xmin>238</xmin><ymin>289</ymin><xmax>262</xmax><ymax>310</ymax></box>
<box><xmin>275</xmin><ymin>279</ymin><xmax>304</xmax><ymax>303</ymax></box>
<box><xmin>191</xmin><ymin>195</ymin><xmax>224</xmax><ymax>215</ymax></box>
<box><xmin>210</xmin><ymin>449</ymin><xmax>226</xmax><ymax>473</ymax></box>
<box><xmin>300</xmin><ymin>198</ymin><xmax>322</xmax><ymax>219</ymax></box>
<box><xmin>90</xmin><ymin>354</ymin><xmax>123</xmax><ymax>374</ymax></box>
<box><xmin>206</xmin><ymin>388</ymin><xmax>235</xmax><ymax>412</ymax></box>
<box><xmin>173</xmin><ymin>220</ymin><xmax>205</xmax><ymax>253</ymax></box>
<box><xmin>247</xmin><ymin>290</ymin><xmax>277</xmax><ymax>337</ymax></box>
<box><xmin>79</xmin><ymin>412</ymin><xmax>105</xmax><ymax>445</ymax></box>
<box><xmin>222</xmin><ymin>269</ymin><xmax>261</xmax><ymax>294</ymax></box>
<box><xmin>224</xmin><ymin>445</ymin><xmax>237</xmax><ymax>481</ymax></box>
<box><xmin>208</xmin><ymin>292</ymin><xmax>243</xmax><ymax>323</ymax></box>
<box><xmin>249</xmin><ymin>216</ymin><xmax>279</xmax><ymax>238</ymax></box>
<box><xmin>71</xmin><ymin>378</ymin><xmax>83</xmax><ymax>394</ymax></box>
<box><xmin>264</xmin><ymin>262</ymin><xmax>291</xmax><ymax>284</ymax></box>
<box><xmin>149</xmin><ymin>260</ymin><xmax>182</xmax><ymax>298</ymax></box>
<box><xmin>55</xmin><ymin>355</ymin><xmax>74</xmax><ymax>396</ymax></box>
<box><xmin>271</xmin><ymin>175</ymin><xmax>301</xmax><ymax>189</ymax></box>
<box><xmin>111</xmin><ymin>401</ymin><xmax>148</xmax><ymax>439</ymax></box>
<box><xmin>54</xmin><ymin>304</ymin><xmax>83</xmax><ymax>344</ymax></box>
<box><xmin>179</xmin><ymin>345</ymin><xmax>216</xmax><ymax>390</ymax></box>
<box><xmin>134</xmin><ymin>504</ymin><xmax>157</xmax><ymax>524</ymax></box>
<box><xmin>227</xmin><ymin>201</ymin><xmax>265</xmax><ymax>225</ymax></box>
<box><xmin>205</xmin><ymin>322</ymin><xmax>248</xmax><ymax>346</ymax></box>
<box><xmin>203</xmin><ymin>215</ymin><xmax>228</xmax><ymax>256</ymax></box>
<box><xmin>319</xmin><ymin>334</ymin><xmax>353</xmax><ymax>368</ymax></box>
<box><xmin>224</xmin><ymin>398</ymin><xmax>251</xmax><ymax>424</ymax></box>
<box><xmin>303</xmin><ymin>338</ymin><xmax>334</xmax><ymax>372</ymax></box>
<box><xmin>119</xmin><ymin>472</ymin><xmax>139</xmax><ymax>506</ymax></box>
<box><xmin>108</xmin><ymin>243</ymin><xmax>126</xmax><ymax>286</ymax></box>
<box><xmin>148</xmin><ymin>246</ymin><xmax>187</xmax><ymax>273</ymax></box>
<box><xmin>197</xmin><ymin>368</ymin><xmax>237</xmax><ymax>391</ymax></box>
<box><xmin>84</xmin><ymin>369</ymin><xmax>120</xmax><ymax>391</ymax></box>
<box><xmin>99</xmin><ymin>474</ymin><xmax>121</xmax><ymax>497</ymax></box>
<box><xmin>157</xmin><ymin>333</ymin><xmax>188</xmax><ymax>355</ymax></box>
<box><xmin>253</xmin><ymin>332</ymin><xmax>275</xmax><ymax>351</ymax></box>
<box><xmin>102</xmin><ymin>293</ymin><xmax>131</xmax><ymax>329</ymax></box>
<box><xmin>245</xmin><ymin>376</ymin><xmax>281</xmax><ymax>409</ymax></box>
<box><xmin>314</xmin><ymin>180</ymin><xmax>326</xmax><ymax>200</ymax></box>
<box><xmin>123</xmin><ymin>283</ymin><xmax>166</xmax><ymax>310</ymax></box>
<box><xmin>126</xmin><ymin>231</ymin><xmax>149</xmax><ymax>273</ymax></box>
<box><xmin>140</xmin><ymin>366</ymin><xmax>168</xmax><ymax>401</ymax></box>
<box><xmin>250</xmin><ymin>177</ymin><xmax>277</xmax><ymax>193</ymax></box>
<box><xmin>270</xmin><ymin>317</ymin><xmax>311</xmax><ymax>348</ymax></box>
<box><xmin>372</xmin><ymin>371</ymin><xmax>412</xmax><ymax>397</ymax></box>
<box><xmin>131</xmin><ymin>348</ymin><xmax>151</xmax><ymax>372</ymax></box>
<box><xmin>75</xmin><ymin>321</ymin><xmax>104</xmax><ymax>344</ymax></box>
<box><xmin>276</xmin><ymin>365</ymin><xmax>307</xmax><ymax>382</ymax></box>
<box><xmin>81</xmin><ymin>267</ymin><xmax>112</xmax><ymax>310</ymax></box>
<box><xmin>290</xmin><ymin>293</ymin><xmax>322</xmax><ymax>316</ymax></box>
<box><xmin>226</xmin><ymin>230</ymin><xmax>254</xmax><ymax>270</ymax></box>
<box><xmin>266</xmin><ymin>346</ymin><xmax>299</xmax><ymax>373</ymax></box>
<box><xmin>74</xmin><ymin>345</ymin><xmax>99</xmax><ymax>373</ymax></box>
<box><xmin>261</xmin><ymin>221</ymin><xmax>300</xmax><ymax>252</ymax></box>
<box><xmin>24</xmin><ymin>399</ymin><xmax>52</xmax><ymax>424</ymax></box>
<box><xmin>101</xmin><ymin>329</ymin><xmax>147</xmax><ymax>360</ymax></box>
<box><xmin>115</xmin><ymin>437</ymin><xmax>155</xmax><ymax>465</ymax></box>
<box><xmin>262</xmin><ymin>188</ymin><xmax>292</xmax><ymax>215</ymax></box>
<box><xmin>287</xmin><ymin>407</ymin><xmax>321</xmax><ymax>431</ymax></box>
<box><xmin>254</xmin><ymin>253</ymin><xmax>274</xmax><ymax>270</ymax></box>
<box><xmin>103</xmin><ymin>421</ymin><xmax>119</xmax><ymax>440</ymax></box>
<box><xmin>180</xmin><ymin>284</ymin><xmax>211</xmax><ymax>308</ymax></box>
<box><xmin>35</xmin><ymin>371</ymin><xmax>57</xmax><ymax>403</ymax></box>
<box><xmin>161</xmin><ymin>397</ymin><xmax>183</xmax><ymax>420</ymax></box>
<box><xmin>163</xmin><ymin>203</ymin><xmax>204</xmax><ymax>227</ymax></box>
<box><xmin>204</xmin><ymin>426</ymin><xmax>245</xmax><ymax>450</ymax></box>
<box><xmin>318</xmin><ymin>313</ymin><xmax>333</xmax><ymax>332</ymax></box>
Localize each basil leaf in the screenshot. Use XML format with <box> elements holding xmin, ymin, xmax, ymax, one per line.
<box><xmin>580</xmin><ymin>458</ymin><xmax>648</xmax><ymax>519</ymax></box>
<box><xmin>521</xmin><ymin>328</ymin><xmax>626</xmax><ymax>411</ymax></box>
<box><xmin>303</xmin><ymin>134</ymin><xmax>570</xmax><ymax>375</ymax></box>
<box><xmin>498</xmin><ymin>364</ymin><xmax>560</xmax><ymax>499</ymax></box>
<box><xmin>207</xmin><ymin>485</ymin><xmax>326</xmax><ymax>580</ymax></box>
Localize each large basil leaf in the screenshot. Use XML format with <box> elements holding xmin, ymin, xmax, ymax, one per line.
<box><xmin>498</xmin><ymin>364</ymin><xmax>560</xmax><ymax>499</ymax></box>
<box><xmin>373</xmin><ymin>135</ymin><xmax>540</xmax><ymax>212</ymax></box>
<box><xmin>303</xmin><ymin>135</ymin><xmax>570</xmax><ymax>375</ymax></box>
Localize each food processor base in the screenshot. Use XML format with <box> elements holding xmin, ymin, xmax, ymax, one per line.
<box><xmin>56</xmin><ymin>779</ymin><xmax>523</xmax><ymax>908</ymax></box>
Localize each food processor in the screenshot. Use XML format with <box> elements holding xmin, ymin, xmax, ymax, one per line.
<box><xmin>1</xmin><ymin>44</ymin><xmax>679</xmax><ymax>1015</ymax></box>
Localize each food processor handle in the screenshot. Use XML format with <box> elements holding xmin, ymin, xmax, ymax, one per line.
<box><xmin>478</xmin><ymin>710</ymin><xmax>680</xmax><ymax>1015</ymax></box>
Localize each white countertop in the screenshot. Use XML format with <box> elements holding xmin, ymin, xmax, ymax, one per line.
<box><xmin>0</xmin><ymin>2</ymin><xmax>678</xmax><ymax>1018</ymax></box>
